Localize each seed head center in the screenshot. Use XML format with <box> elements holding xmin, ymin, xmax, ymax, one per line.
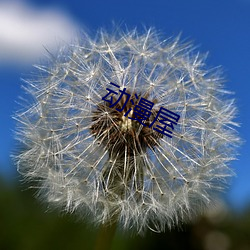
<box><xmin>90</xmin><ymin>92</ymin><xmax>163</xmax><ymax>159</ymax></box>
<box><xmin>120</xmin><ymin>110</ymin><xmax>133</xmax><ymax>131</ymax></box>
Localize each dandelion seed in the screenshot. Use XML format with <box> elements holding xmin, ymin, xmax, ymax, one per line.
<box><xmin>14</xmin><ymin>27</ymin><xmax>240</xmax><ymax>233</ymax></box>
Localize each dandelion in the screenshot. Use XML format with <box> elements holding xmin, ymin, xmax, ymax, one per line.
<box><xmin>14</xmin><ymin>27</ymin><xmax>240</xmax><ymax>234</ymax></box>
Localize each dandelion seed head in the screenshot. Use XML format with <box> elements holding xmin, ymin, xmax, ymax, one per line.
<box><xmin>14</xmin><ymin>27</ymin><xmax>240</xmax><ymax>233</ymax></box>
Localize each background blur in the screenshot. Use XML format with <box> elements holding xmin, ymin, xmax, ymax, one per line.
<box><xmin>1</xmin><ymin>0</ymin><xmax>250</xmax><ymax>249</ymax></box>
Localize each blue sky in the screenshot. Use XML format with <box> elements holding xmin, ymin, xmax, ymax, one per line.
<box><xmin>0</xmin><ymin>0</ymin><xmax>249</xmax><ymax>210</ymax></box>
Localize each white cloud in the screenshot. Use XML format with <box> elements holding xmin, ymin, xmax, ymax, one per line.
<box><xmin>0</xmin><ymin>1</ymin><xmax>78</xmax><ymax>65</ymax></box>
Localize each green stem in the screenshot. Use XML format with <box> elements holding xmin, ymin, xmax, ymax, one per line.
<box><xmin>94</xmin><ymin>221</ymin><xmax>117</xmax><ymax>250</ymax></box>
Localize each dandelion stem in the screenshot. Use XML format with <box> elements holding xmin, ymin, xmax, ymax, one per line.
<box><xmin>94</xmin><ymin>221</ymin><xmax>117</xmax><ymax>250</ymax></box>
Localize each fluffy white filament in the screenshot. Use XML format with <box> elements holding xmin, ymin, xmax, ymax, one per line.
<box><xmin>14</xmin><ymin>27</ymin><xmax>240</xmax><ymax>233</ymax></box>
